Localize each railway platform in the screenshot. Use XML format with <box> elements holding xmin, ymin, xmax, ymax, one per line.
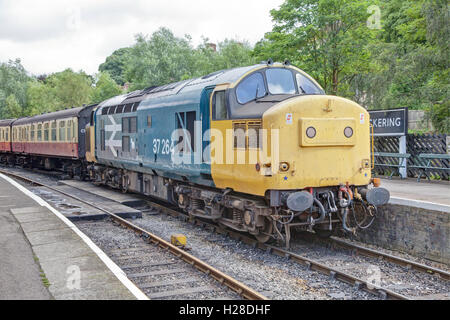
<box><xmin>357</xmin><ymin>178</ymin><xmax>450</xmax><ymax>264</ymax></box>
<box><xmin>0</xmin><ymin>173</ymin><xmax>146</xmax><ymax>300</ymax></box>
<box><xmin>381</xmin><ymin>178</ymin><xmax>450</xmax><ymax>208</ymax></box>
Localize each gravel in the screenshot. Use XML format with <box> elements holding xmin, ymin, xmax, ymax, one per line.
<box><xmin>287</xmin><ymin>232</ymin><xmax>450</xmax><ymax>299</ymax></box>
<box><xmin>4</xmin><ymin>166</ymin><xmax>447</xmax><ymax>300</ymax></box>
<box><xmin>74</xmin><ymin>218</ymin><xmax>242</xmax><ymax>300</ymax></box>
<box><xmin>131</xmin><ymin>210</ymin><xmax>375</xmax><ymax>300</ymax></box>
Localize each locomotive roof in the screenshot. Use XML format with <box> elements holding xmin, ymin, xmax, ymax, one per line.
<box><xmin>96</xmin><ymin>64</ymin><xmax>261</xmax><ymax>112</ymax></box>
<box><xmin>13</xmin><ymin>106</ymin><xmax>84</xmax><ymax>125</ymax></box>
<box><xmin>0</xmin><ymin>119</ymin><xmax>16</xmax><ymax>127</ymax></box>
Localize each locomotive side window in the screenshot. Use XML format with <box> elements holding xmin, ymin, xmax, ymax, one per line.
<box><xmin>147</xmin><ymin>115</ymin><xmax>152</xmax><ymax>128</ymax></box>
<box><xmin>122</xmin><ymin>117</ymin><xmax>129</xmax><ymax>133</ymax></box>
<box><xmin>266</xmin><ymin>68</ymin><xmax>296</xmax><ymax>94</ymax></box>
<box><xmin>130</xmin><ymin>117</ymin><xmax>137</xmax><ymax>133</ymax></box>
<box><xmin>100</xmin><ymin>120</ymin><xmax>105</xmax><ymax>151</ymax></box>
<box><xmin>236</xmin><ymin>73</ymin><xmax>266</xmax><ymax>104</ymax></box>
<box><xmin>175</xmin><ymin>111</ymin><xmax>196</xmax><ymax>153</ymax></box>
<box><xmin>122</xmin><ymin>117</ymin><xmax>137</xmax><ymax>133</ymax></box>
<box><xmin>122</xmin><ymin>136</ymin><xmax>130</xmax><ymax>152</ymax></box>
<box><xmin>212</xmin><ymin>91</ymin><xmax>228</xmax><ymax>120</ymax></box>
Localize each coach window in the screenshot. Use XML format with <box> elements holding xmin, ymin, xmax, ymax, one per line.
<box><xmin>213</xmin><ymin>91</ymin><xmax>228</xmax><ymax>120</ymax></box>
<box><xmin>44</xmin><ymin>123</ymin><xmax>49</xmax><ymax>141</ymax></box>
<box><xmin>31</xmin><ymin>125</ymin><xmax>35</xmax><ymax>141</ymax></box>
<box><xmin>59</xmin><ymin>121</ymin><xmax>66</xmax><ymax>141</ymax></box>
<box><xmin>67</xmin><ymin>120</ymin><xmax>72</xmax><ymax>142</ymax></box>
<box><xmin>73</xmin><ymin>120</ymin><xmax>77</xmax><ymax>141</ymax></box>
<box><xmin>37</xmin><ymin>124</ymin><xmax>42</xmax><ymax>141</ymax></box>
<box><xmin>51</xmin><ymin>122</ymin><xmax>57</xmax><ymax>141</ymax></box>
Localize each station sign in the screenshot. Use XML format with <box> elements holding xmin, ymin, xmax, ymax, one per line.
<box><xmin>369</xmin><ymin>108</ymin><xmax>408</xmax><ymax>136</ymax></box>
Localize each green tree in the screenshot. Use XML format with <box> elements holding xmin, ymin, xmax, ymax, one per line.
<box><xmin>45</xmin><ymin>69</ymin><xmax>93</xmax><ymax>109</ymax></box>
<box><xmin>91</xmin><ymin>72</ymin><xmax>123</xmax><ymax>104</ymax></box>
<box><xmin>26</xmin><ymin>80</ymin><xmax>60</xmax><ymax>115</ymax></box>
<box><xmin>0</xmin><ymin>59</ymin><xmax>30</xmax><ymax>117</ymax></box>
<box><xmin>125</xmin><ymin>28</ymin><xmax>197</xmax><ymax>90</ymax></box>
<box><xmin>193</xmin><ymin>38</ymin><xmax>256</xmax><ymax>76</ymax></box>
<box><xmin>254</xmin><ymin>0</ymin><xmax>379</xmax><ymax>96</ymax></box>
<box><xmin>98</xmin><ymin>47</ymin><xmax>132</xmax><ymax>85</ymax></box>
<box><xmin>3</xmin><ymin>94</ymin><xmax>24</xmax><ymax>118</ymax></box>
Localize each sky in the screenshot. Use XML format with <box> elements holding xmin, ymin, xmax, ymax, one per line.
<box><xmin>0</xmin><ymin>0</ymin><xmax>284</xmax><ymax>76</ymax></box>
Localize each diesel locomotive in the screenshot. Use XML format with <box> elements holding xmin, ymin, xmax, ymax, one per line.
<box><xmin>0</xmin><ymin>61</ymin><xmax>390</xmax><ymax>246</ymax></box>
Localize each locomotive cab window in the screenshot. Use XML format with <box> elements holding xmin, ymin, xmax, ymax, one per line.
<box><xmin>295</xmin><ymin>72</ymin><xmax>323</xmax><ymax>94</ymax></box>
<box><xmin>266</xmin><ymin>68</ymin><xmax>296</xmax><ymax>94</ymax></box>
<box><xmin>236</xmin><ymin>72</ymin><xmax>266</xmax><ymax>104</ymax></box>
<box><xmin>212</xmin><ymin>91</ymin><xmax>228</xmax><ymax>120</ymax></box>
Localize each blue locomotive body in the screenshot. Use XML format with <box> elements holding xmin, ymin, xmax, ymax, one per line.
<box><xmin>93</xmin><ymin>65</ymin><xmax>256</xmax><ymax>188</ymax></box>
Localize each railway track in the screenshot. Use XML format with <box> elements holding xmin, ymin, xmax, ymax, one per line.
<box><xmin>2</xmin><ymin>166</ymin><xmax>449</xmax><ymax>300</ymax></box>
<box><xmin>327</xmin><ymin>237</ymin><xmax>450</xmax><ymax>281</ymax></box>
<box><xmin>0</xmin><ymin>168</ymin><xmax>266</xmax><ymax>301</ymax></box>
<box><xmin>140</xmin><ymin>200</ymin><xmax>412</xmax><ymax>300</ymax></box>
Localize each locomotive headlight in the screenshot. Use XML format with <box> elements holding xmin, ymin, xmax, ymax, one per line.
<box><xmin>306</xmin><ymin>127</ymin><xmax>316</xmax><ymax>138</ymax></box>
<box><xmin>344</xmin><ymin>126</ymin><xmax>353</xmax><ymax>138</ymax></box>
<box><xmin>279</xmin><ymin>162</ymin><xmax>290</xmax><ymax>172</ymax></box>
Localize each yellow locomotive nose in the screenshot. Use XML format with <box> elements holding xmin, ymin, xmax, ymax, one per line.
<box><xmin>263</xmin><ymin>95</ymin><xmax>371</xmax><ymax>190</ymax></box>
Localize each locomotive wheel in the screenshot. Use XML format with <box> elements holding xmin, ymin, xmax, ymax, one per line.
<box><xmin>255</xmin><ymin>217</ymin><xmax>273</xmax><ymax>243</ymax></box>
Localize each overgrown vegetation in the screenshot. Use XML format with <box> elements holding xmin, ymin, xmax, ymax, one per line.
<box><xmin>0</xmin><ymin>1</ymin><xmax>448</xmax><ymax>132</ymax></box>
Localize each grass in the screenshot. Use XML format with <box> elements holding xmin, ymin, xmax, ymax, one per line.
<box><xmin>34</xmin><ymin>255</ymin><xmax>51</xmax><ymax>288</ymax></box>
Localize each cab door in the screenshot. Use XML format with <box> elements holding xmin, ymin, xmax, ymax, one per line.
<box><xmin>209</xmin><ymin>84</ymin><xmax>235</xmax><ymax>189</ymax></box>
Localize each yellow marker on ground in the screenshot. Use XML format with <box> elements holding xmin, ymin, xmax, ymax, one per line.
<box><xmin>171</xmin><ymin>234</ymin><xmax>186</xmax><ymax>247</ymax></box>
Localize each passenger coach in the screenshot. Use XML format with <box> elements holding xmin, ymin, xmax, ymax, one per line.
<box><xmin>10</xmin><ymin>105</ymin><xmax>96</xmax><ymax>174</ymax></box>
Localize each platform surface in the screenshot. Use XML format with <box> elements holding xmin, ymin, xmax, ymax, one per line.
<box><xmin>381</xmin><ymin>178</ymin><xmax>450</xmax><ymax>206</ymax></box>
<box><xmin>0</xmin><ymin>174</ymin><xmax>139</xmax><ymax>300</ymax></box>
<box><xmin>59</xmin><ymin>180</ymin><xmax>144</xmax><ymax>206</ymax></box>
<box><xmin>34</xmin><ymin>183</ymin><xmax>142</xmax><ymax>221</ymax></box>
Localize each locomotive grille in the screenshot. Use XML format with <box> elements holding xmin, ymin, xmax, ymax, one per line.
<box><xmin>233</xmin><ymin>121</ymin><xmax>262</xmax><ymax>149</ymax></box>
<box><xmin>233</xmin><ymin>122</ymin><xmax>246</xmax><ymax>149</ymax></box>
<box><xmin>247</xmin><ymin>121</ymin><xmax>262</xmax><ymax>149</ymax></box>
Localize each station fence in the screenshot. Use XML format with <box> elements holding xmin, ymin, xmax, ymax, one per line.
<box><xmin>372</xmin><ymin>134</ymin><xmax>449</xmax><ymax>180</ymax></box>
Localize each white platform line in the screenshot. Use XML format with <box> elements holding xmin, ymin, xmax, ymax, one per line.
<box><xmin>0</xmin><ymin>173</ymin><xmax>149</xmax><ymax>300</ymax></box>
<box><xmin>389</xmin><ymin>196</ymin><xmax>450</xmax><ymax>213</ymax></box>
